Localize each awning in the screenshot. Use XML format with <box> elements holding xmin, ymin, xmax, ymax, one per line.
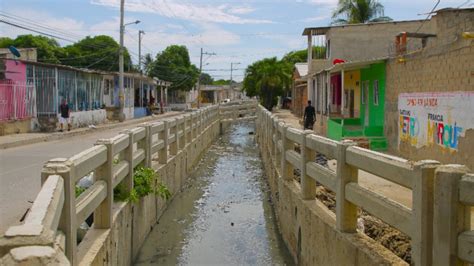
<box><xmin>326</xmin><ymin>57</ymin><xmax>387</xmax><ymax>74</ymax></box>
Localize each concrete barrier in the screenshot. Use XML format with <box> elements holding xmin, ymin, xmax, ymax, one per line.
<box><xmin>255</xmin><ymin>105</ymin><xmax>473</xmax><ymax>266</ymax></box>
<box><xmin>0</xmin><ymin>102</ymin><xmax>258</xmax><ymax>265</ymax></box>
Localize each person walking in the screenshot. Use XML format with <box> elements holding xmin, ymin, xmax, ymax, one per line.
<box><xmin>59</xmin><ymin>98</ymin><xmax>71</xmax><ymax>132</ymax></box>
<box><xmin>303</xmin><ymin>100</ymin><xmax>316</xmax><ymax>130</ymax></box>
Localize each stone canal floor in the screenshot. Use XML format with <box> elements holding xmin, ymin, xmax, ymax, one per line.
<box><xmin>135</xmin><ymin>122</ymin><xmax>294</xmax><ymax>265</ymax></box>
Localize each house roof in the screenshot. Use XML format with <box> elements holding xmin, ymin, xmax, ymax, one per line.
<box><xmin>302</xmin><ymin>19</ymin><xmax>427</xmax><ymax>36</ymax></box>
<box><xmin>294</xmin><ymin>63</ymin><xmax>308</xmax><ymax>77</ymax></box>
<box><xmin>312</xmin><ymin>57</ymin><xmax>388</xmax><ymax>75</ymax></box>
<box><xmin>3</xmin><ymin>58</ymin><xmax>170</xmax><ymax>85</ymax></box>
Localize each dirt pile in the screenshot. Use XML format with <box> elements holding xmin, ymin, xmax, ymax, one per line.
<box><xmin>314</xmin><ymin>183</ymin><xmax>411</xmax><ymax>263</ymax></box>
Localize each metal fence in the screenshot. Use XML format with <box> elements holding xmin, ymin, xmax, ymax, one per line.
<box><xmin>0</xmin><ymin>80</ymin><xmax>35</xmax><ymax>121</ymax></box>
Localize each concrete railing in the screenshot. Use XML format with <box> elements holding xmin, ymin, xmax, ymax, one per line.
<box><xmin>433</xmin><ymin>166</ymin><xmax>474</xmax><ymax>266</ymax></box>
<box><xmin>256</xmin><ymin>105</ymin><xmax>473</xmax><ymax>266</ymax></box>
<box><xmin>0</xmin><ymin>102</ymin><xmax>258</xmax><ymax>265</ymax></box>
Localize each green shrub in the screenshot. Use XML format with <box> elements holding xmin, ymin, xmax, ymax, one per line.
<box><xmin>113</xmin><ymin>166</ymin><xmax>171</xmax><ymax>203</ymax></box>
<box><xmin>75</xmin><ymin>186</ymin><xmax>86</xmax><ymax>197</ymax></box>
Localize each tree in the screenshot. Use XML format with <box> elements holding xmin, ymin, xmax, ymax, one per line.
<box><xmin>149</xmin><ymin>45</ymin><xmax>199</xmax><ymax>91</ymax></box>
<box><xmin>243</xmin><ymin>57</ymin><xmax>292</xmax><ymax>111</ymax></box>
<box><xmin>212</xmin><ymin>79</ymin><xmax>231</xmax><ymax>85</ymax></box>
<box><xmin>282</xmin><ymin>47</ymin><xmax>327</xmax><ymax>64</ymax></box>
<box><xmin>142</xmin><ymin>53</ymin><xmax>154</xmax><ymax>75</ymax></box>
<box><xmin>332</xmin><ymin>0</ymin><xmax>392</xmax><ymax>25</ymax></box>
<box><xmin>62</xmin><ymin>35</ymin><xmax>132</xmax><ymax>72</ymax></box>
<box><xmin>0</xmin><ymin>37</ymin><xmax>14</xmax><ymax>48</ymax></box>
<box><xmin>199</xmin><ymin>73</ymin><xmax>214</xmax><ymax>85</ymax></box>
<box><xmin>0</xmin><ymin>34</ymin><xmax>66</xmax><ymax>63</ymax></box>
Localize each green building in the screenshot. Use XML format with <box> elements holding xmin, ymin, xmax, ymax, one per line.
<box><xmin>325</xmin><ymin>60</ymin><xmax>388</xmax><ymax>151</ymax></box>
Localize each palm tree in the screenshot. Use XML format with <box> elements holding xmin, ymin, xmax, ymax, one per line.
<box><xmin>142</xmin><ymin>53</ymin><xmax>154</xmax><ymax>75</ymax></box>
<box><xmin>243</xmin><ymin>57</ymin><xmax>292</xmax><ymax>111</ymax></box>
<box><xmin>331</xmin><ymin>0</ymin><xmax>392</xmax><ymax>25</ymax></box>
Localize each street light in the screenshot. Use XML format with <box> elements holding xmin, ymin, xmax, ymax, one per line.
<box><xmin>118</xmin><ymin>0</ymin><xmax>141</xmax><ymax>122</ymax></box>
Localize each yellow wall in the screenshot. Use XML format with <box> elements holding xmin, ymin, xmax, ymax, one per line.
<box><xmin>343</xmin><ymin>70</ymin><xmax>361</xmax><ymax>118</ymax></box>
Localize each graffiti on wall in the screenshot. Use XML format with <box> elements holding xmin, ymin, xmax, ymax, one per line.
<box><xmin>398</xmin><ymin>92</ymin><xmax>474</xmax><ymax>151</ymax></box>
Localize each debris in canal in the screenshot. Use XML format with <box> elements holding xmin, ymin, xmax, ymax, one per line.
<box><xmin>135</xmin><ymin>122</ymin><xmax>294</xmax><ymax>265</ymax></box>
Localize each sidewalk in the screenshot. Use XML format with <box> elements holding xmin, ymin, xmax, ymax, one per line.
<box><xmin>0</xmin><ymin>112</ymin><xmax>182</xmax><ymax>150</ymax></box>
<box><xmin>271</xmin><ymin>109</ymin><xmax>303</xmax><ymax>129</ymax></box>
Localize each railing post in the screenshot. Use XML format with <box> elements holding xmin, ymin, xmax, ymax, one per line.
<box><xmin>433</xmin><ymin>164</ymin><xmax>470</xmax><ymax>266</ymax></box>
<box><xmin>139</xmin><ymin>123</ymin><xmax>152</xmax><ymax>168</ymax></box>
<box><xmin>41</xmin><ymin>158</ymin><xmax>76</xmax><ymax>264</ymax></box>
<box><xmin>170</xmin><ymin>119</ymin><xmax>178</xmax><ymax>156</ymax></box>
<box><xmin>275</xmin><ymin>121</ymin><xmax>281</xmax><ymax>170</ymax></box>
<box><xmin>94</xmin><ymin>140</ymin><xmax>114</xmax><ymax>229</ymax></box>
<box><xmin>335</xmin><ymin>140</ymin><xmax>358</xmax><ymax>233</ymax></box>
<box><xmin>159</xmin><ymin>120</ymin><xmax>169</xmax><ymax>164</ymax></box>
<box><xmin>183</xmin><ymin>115</ymin><xmax>188</xmax><ymax>147</ymax></box>
<box><xmin>118</xmin><ymin>132</ymin><xmax>134</xmax><ymax>195</ymax></box>
<box><xmin>301</xmin><ymin>130</ymin><xmax>316</xmax><ymax>200</ymax></box>
<box><xmin>280</xmin><ymin>125</ymin><xmax>293</xmax><ymax>181</ymax></box>
<box><xmin>272</xmin><ymin>118</ymin><xmax>278</xmax><ymax>159</ymax></box>
<box><xmin>187</xmin><ymin>114</ymin><xmax>192</xmax><ymax>143</ymax></box>
<box><xmin>412</xmin><ymin>160</ymin><xmax>439</xmax><ymax>266</ymax></box>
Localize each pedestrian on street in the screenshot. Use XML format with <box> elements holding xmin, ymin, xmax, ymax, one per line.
<box><xmin>59</xmin><ymin>98</ymin><xmax>71</xmax><ymax>132</ymax></box>
<box><xmin>303</xmin><ymin>100</ymin><xmax>316</xmax><ymax>130</ymax></box>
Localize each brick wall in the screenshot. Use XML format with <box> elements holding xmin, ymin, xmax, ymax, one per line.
<box><xmin>385</xmin><ymin>9</ymin><xmax>474</xmax><ymax>169</ymax></box>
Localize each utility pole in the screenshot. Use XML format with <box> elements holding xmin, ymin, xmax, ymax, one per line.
<box><xmin>118</xmin><ymin>0</ymin><xmax>126</xmax><ymax>122</ymax></box>
<box><xmin>138</xmin><ymin>30</ymin><xmax>145</xmax><ymax>72</ymax></box>
<box><xmin>118</xmin><ymin>0</ymin><xmax>139</xmax><ymax>122</ymax></box>
<box><xmin>197</xmin><ymin>48</ymin><xmax>215</xmax><ymax>109</ymax></box>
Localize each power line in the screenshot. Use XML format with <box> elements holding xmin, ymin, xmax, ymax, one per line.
<box><xmin>415</xmin><ymin>0</ymin><xmax>441</xmax><ymax>33</ymax></box>
<box><xmin>0</xmin><ymin>19</ymin><xmax>77</xmax><ymax>43</ymax></box>
<box><xmin>1</xmin><ymin>13</ymin><xmax>140</xmax><ymax>55</ymax></box>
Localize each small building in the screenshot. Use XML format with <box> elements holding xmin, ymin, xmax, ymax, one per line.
<box><xmin>301</xmin><ymin>18</ymin><xmax>437</xmax><ymax>149</ymax></box>
<box><xmin>103</xmin><ymin>73</ymin><xmax>171</xmax><ymax>120</ymax></box>
<box><xmin>291</xmin><ymin>63</ymin><xmax>308</xmax><ymax>118</ymax></box>
<box><xmin>324</xmin><ymin>59</ymin><xmax>388</xmax><ymax>150</ymax></box>
<box><xmin>384</xmin><ymin>8</ymin><xmax>474</xmax><ymax>169</ymax></box>
<box><xmin>199</xmin><ymin>84</ymin><xmax>244</xmax><ymax>106</ymax></box>
<box><xmin>1</xmin><ymin>52</ymin><xmax>170</xmax><ymax>134</ymax></box>
<box><xmin>1</xmin><ymin>58</ymin><xmax>106</xmax><ymax>133</ymax></box>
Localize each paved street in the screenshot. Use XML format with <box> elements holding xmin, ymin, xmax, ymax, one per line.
<box><xmin>0</xmin><ymin>113</ymin><xmax>182</xmax><ymax>234</ymax></box>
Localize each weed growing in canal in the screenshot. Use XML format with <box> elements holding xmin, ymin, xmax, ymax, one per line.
<box><xmin>114</xmin><ymin>166</ymin><xmax>171</xmax><ymax>203</ymax></box>
<box><xmin>75</xmin><ymin>186</ymin><xmax>86</xmax><ymax>197</ymax></box>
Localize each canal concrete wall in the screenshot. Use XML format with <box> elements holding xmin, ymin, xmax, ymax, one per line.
<box><xmin>79</xmin><ymin>123</ymin><xmax>220</xmax><ymax>265</ymax></box>
<box><xmin>259</xmin><ymin>142</ymin><xmax>403</xmax><ymax>265</ymax></box>
<box><xmin>255</xmin><ymin>105</ymin><xmax>474</xmax><ymax>266</ymax></box>
<box><xmin>0</xmin><ymin>101</ymin><xmax>258</xmax><ymax>265</ymax></box>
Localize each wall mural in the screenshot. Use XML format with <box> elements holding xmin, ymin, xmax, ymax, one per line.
<box><xmin>398</xmin><ymin>91</ymin><xmax>474</xmax><ymax>151</ymax></box>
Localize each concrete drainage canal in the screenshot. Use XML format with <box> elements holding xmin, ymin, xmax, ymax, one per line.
<box><xmin>135</xmin><ymin>121</ymin><xmax>294</xmax><ymax>265</ymax></box>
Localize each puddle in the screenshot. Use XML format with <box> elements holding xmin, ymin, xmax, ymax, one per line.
<box><xmin>135</xmin><ymin>122</ymin><xmax>294</xmax><ymax>265</ymax></box>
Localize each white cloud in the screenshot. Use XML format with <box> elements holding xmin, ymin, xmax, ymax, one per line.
<box><xmin>305</xmin><ymin>0</ymin><xmax>338</xmax><ymax>7</ymax></box>
<box><xmin>301</xmin><ymin>14</ymin><xmax>331</xmax><ymax>22</ymax></box>
<box><xmin>0</xmin><ymin>9</ymin><xmax>86</xmax><ymax>44</ymax></box>
<box><xmin>226</xmin><ymin>5</ymin><xmax>256</xmax><ymax>15</ymax></box>
<box><xmin>90</xmin><ymin>0</ymin><xmax>272</xmax><ymax>24</ymax></box>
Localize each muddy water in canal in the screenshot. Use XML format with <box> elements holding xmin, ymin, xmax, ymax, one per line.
<box><xmin>135</xmin><ymin>122</ymin><xmax>294</xmax><ymax>265</ymax></box>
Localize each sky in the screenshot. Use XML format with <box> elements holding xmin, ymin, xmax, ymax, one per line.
<box><xmin>0</xmin><ymin>0</ymin><xmax>472</xmax><ymax>81</ymax></box>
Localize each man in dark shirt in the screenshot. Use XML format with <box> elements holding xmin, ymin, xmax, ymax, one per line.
<box><xmin>303</xmin><ymin>100</ymin><xmax>316</xmax><ymax>130</ymax></box>
<box><xmin>59</xmin><ymin>98</ymin><xmax>71</xmax><ymax>132</ymax></box>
